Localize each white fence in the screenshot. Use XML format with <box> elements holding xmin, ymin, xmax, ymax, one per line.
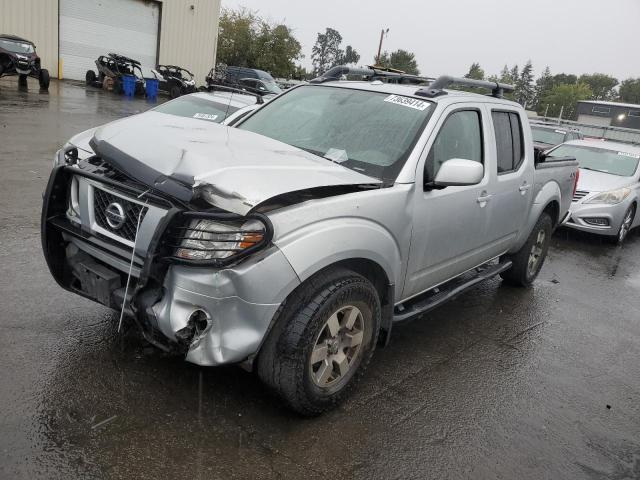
<box><xmin>532</xmin><ymin>117</ymin><xmax>640</xmax><ymax>144</ymax></box>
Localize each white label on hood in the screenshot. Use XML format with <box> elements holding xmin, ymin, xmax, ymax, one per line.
<box><xmin>555</xmin><ymin>130</ymin><xmax>566</xmax><ymax>134</ymax></box>
<box><xmin>325</xmin><ymin>148</ymin><xmax>349</xmax><ymax>163</ymax></box>
<box><xmin>193</xmin><ymin>113</ymin><xmax>219</xmax><ymax>121</ymax></box>
<box><xmin>384</xmin><ymin>95</ymin><xmax>429</xmax><ymax>111</ymax></box>
<box><xmin>618</xmin><ymin>151</ymin><xmax>640</xmax><ymax>159</ymax></box>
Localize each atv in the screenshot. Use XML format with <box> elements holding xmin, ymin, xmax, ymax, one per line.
<box><xmin>85</xmin><ymin>53</ymin><xmax>145</xmax><ymax>95</ymax></box>
<box><xmin>153</xmin><ymin>65</ymin><xmax>197</xmax><ymax>98</ymax></box>
<box><xmin>0</xmin><ymin>34</ymin><xmax>50</xmax><ymax>90</ymax></box>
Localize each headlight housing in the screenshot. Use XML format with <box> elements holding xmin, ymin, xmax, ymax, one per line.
<box><xmin>585</xmin><ymin>188</ymin><xmax>631</xmax><ymax>205</ymax></box>
<box><xmin>172</xmin><ymin>216</ymin><xmax>269</xmax><ymax>264</ymax></box>
<box><xmin>53</xmin><ymin>143</ymin><xmax>78</xmax><ymax>168</ymax></box>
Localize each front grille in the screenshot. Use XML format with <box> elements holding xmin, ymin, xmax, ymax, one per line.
<box><xmin>573</xmin><ymin>190</ymin><xmax>589</xmax><ymax>202</ymax></box>
<box><xmin>93</xmin><ymin>187</ymin><xmax>147</xmax><ymax>242</ymax></box>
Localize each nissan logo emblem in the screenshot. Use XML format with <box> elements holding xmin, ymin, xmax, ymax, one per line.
<box><xmin>105</xmin><ymin>202</ymin><xmax>126</xmax><ymax>230</ymax></box>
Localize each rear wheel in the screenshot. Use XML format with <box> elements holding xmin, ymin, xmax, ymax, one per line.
<box><xmin>169</xmin><ymin>84</ymin><xmax>182</xmax><ymax>99</ymax></box>
<box><xmin>39</xmin><ymin>69</ymin><xmax>50</xmax><ymax>90</ymax></box>
<box><xmin>257</xmin><ymin>268</ymin><xmax>380</xmax><ymax>416</ymax></box>
<box><xmin>85</xmin><ymin>70</ymin><xmax>96</xmax><ymax>86</ymax></box>
<box><xmin>500</xmin><ymin>213</ymin><xmax>552</xmax><ymax>286</ymax></box>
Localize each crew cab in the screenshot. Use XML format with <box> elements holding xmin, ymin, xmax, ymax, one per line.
<box><xmin>42</xmin><ymin>67</ymin><xmax>578</xmax><ymax>415</ymax></box>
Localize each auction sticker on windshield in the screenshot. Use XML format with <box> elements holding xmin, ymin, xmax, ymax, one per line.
<box><xmin>193</xmin><ymin>113</ymin><xmax>219</xmax><ymax>121</ymax></box>
<box><xmin>618</xmin><ymin>151</ymin><xmax>640</xmax><ymax>159</ymax></box>
<box><xmin>384</xmin><ymin>94</ymin><xmax>430</xmax><ymax>111</ymax></box>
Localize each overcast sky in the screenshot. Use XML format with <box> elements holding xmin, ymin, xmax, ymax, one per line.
<box><xmin>222</xmin><ymin>0</ymin><xmax>639</xmax><ymax>80</ymax></box>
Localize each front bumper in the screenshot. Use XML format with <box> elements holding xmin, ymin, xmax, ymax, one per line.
<box><xmin>42</xmin><ymin>165</ymin><xmax>300</xmax><ymax>366</ymax></box>
<box><xmin>562</xmin><ymin>200</ymin><xmax>628</xmax><ymax>235</ymax></box>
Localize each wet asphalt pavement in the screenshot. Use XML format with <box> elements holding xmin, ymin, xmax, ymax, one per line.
<box><xmin>1</xmin><ymin>77</ymin><xmax>639</xmax><ymax>480</ymax></box>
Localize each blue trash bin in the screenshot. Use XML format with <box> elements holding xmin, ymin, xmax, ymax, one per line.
<box><xmin>145</xmin><ymin>78</ymin><xmax>159</xmax><ymax>100</ymax></box>
<box><xmin>122</xmin><ymin>75</ymin><xmax>136</xmax><ymax>97</ymax></box>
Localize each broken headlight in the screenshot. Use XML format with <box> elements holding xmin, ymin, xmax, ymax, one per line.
<box><xmin>53</xmin><ymin>143</ymin><xmax>79</xmax><ymax>168</ymax></box>
<box><xmin>174</xmin><ymin>218</ymin><xmax>266</xmax><ymax>262</ymax></box>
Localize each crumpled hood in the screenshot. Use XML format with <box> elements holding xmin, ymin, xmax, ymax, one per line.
<box><xmin>577</xmin><ymin>168</ymin><xmax>634</xmax><ymax>193</ymax></box>
<box><xmin>91</xmin><ymin>111</ymin><xmax>381</xmax><ymax>215</ymax></box>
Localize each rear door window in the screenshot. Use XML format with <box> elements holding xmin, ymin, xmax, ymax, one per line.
<box><xmin>492</xmin><ymin>111</ymin><xmax>524</xmax><ymax>173</ymax></box>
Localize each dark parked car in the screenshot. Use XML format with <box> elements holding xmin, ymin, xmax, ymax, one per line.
<box><xmin>0</xmin><ymin>34</ymin><xmax>50</xmax><ymax>90</ymax></box>
<box><xmin>530</xmin><ymin>121</ymin><xmax>583</xmax><ymax>153</ymax></box>
<box><xmin>206</xmin><ymin>65</ymin><xmax>283</xmax><ymax>96</ymax></box>
<box><xmin>153</xmin><ymin>65</ymin><xmax>197</xmax><ymax>98</ymax></box>
<box><xmin>85</xmin><ymin>53</ymin><xmax>145</xmax><ymax>95</ymax></box>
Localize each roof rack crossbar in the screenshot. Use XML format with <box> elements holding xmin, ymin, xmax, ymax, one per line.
<box><xmin>310</xmin><ymin>65</ymin><xmax>431</xmax><ymax>85</ymax></box>
<box><xmin>415</xmin><ymin>76</ymin><xmax>515</xmax><ymax>99</ymax></box>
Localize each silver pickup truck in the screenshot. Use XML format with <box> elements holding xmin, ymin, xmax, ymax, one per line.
<box><xmin>42</xmin><ymin>68</ymin><xmax>578</xmax><ymax>415</ymax></box>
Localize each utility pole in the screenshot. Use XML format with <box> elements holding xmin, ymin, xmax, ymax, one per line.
<box><xmin>376</xmin><ymin>28</ymin><xmax>389</xmax><ymax>65</ymax></box>
<box><xmin>558</xmin><ymin>105</ymin><xmax>564</xmax><ymax>124</ymax></box>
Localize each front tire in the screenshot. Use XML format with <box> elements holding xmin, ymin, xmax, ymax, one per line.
<box><xmin>85</xmin><ymin>70</ymin><xmax>96</xmax><ymax>86</ymax></box>
<box><xmin>610</xmin><ymin>204</ymin><xmax>635</xmax><ymax>245</ymax></box>
<box><xmin>500</xmin><ymin>213</ymin><xmax>552</xmax><ymax>286</ymax></box>
<box><xmin>169</xmin><ymin>84</ymin><xmax>182</xmax><ymax>99</ymax></box>
<box><xmin>18</xmin><ymin>74</ymin><xmax>28</xmax><ymax>87</ymax></box>
<box><xmin>39</xmin><ymin>69</ymin><xmax>50</xmax><ymax>90</ymax></box>
<box><xmin>257</xmin><ymin>268</ymin><xmax>380</xmax><ymax>416</ymax></box>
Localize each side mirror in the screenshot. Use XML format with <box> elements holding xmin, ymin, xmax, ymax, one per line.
<box><xmin>534</xmin><ymin>148</ymin><xmax>547</xmax><ymax>164</ymax></box>
<box><xmin>433</xmin><ymin>158</ymin><xmax>484</xmax><ymax>187</ymax></box>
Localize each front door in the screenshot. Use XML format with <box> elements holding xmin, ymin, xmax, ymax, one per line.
<box><xmin>403</xmin><ymin>106</ymin><xmax>494</xmax><ymax>300</ymax></box>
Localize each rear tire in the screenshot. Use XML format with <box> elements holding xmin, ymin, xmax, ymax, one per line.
<box><xmin>257</xmin><ymin>268</ymin><xmax>380</xmax><ymax>416</ymax></box>
<box><xmin>169</xmin><ymin>84</ymin><xmax>182</xmax><ymax>99</ymax></box>
<box><xmin>39</xmin><ymin>69</ymin><xmax>50</xmax><ymax>90</ymax></box>
<box><xmin>500</xmin><ymin>213</ymin><xmax>552</xmax><ymax>286</ymax></box>
<box><xmin>85</xmin><ymin>70</ymin><xmax>96</xmax><ymax>86</ymax></box>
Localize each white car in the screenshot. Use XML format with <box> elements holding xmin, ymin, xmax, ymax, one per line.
<box><xmin>551</xmin><ymin>140</ymin><xmax>640</xmax><ymax>243</ymax></box>
<box><xmin>55</xmin><ymin>91</ymin><xmax>263</xmax><ymax>164</ymax></box>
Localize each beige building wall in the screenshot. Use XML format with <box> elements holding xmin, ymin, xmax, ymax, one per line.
<box><xmin>0</xmin><ymin>0</ymin><xmax>59</xmax><ymax>76</ymax></box>
<box><xmin>158</xmin><ymin>0</ymin><xmax>221</xmax><ymax>85</ymax></box>
<box><xmin>1</xmin><ymin>0</ymin><xmax>221</xmax><ymax>84</ymax></box>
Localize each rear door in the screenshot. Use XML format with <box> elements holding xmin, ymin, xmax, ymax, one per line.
<box><xmin>483</xmin><ymin>108</ymin><xmax>534</xmax><ymax>257</ymax></box>
<box><xmin>403</xmin><ymin>104</ymin><xmax>495</xmax><ymax>299</ymax></box>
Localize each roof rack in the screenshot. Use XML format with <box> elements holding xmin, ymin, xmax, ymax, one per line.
<box><xmin>310</xmin><ymin>65</ymin><xmax>432</xmax><ymax>85</ymax></box>
<box><xmin>108</xmin><ymin>53</ymin><xmax>141</xmax><ymax>66</ymax></box>
<box><xmin>416</xmin><ymin>76</ymin><xmax>515</xmax><ymax>99</ymax></box>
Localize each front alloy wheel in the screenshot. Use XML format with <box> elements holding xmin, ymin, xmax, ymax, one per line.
<box><xmin>617</xmin><ymin>205</ymin><xmax>635</xmax><ymax>244</ymax></box>
<box><xmin>527</xmin><ymin>229</ymin><xmax>546</xmax><ymax>278</ymax></box>
<box><xmin>310</xmin><ymin>305</ymin><xmax>364</xmax><ymax>387</ymax></box>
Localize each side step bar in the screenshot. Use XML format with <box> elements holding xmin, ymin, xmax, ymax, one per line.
<box><xmin>393</xmin><ymin>260</ymin><xmax>512</xmax><ymax>323</ymax></box>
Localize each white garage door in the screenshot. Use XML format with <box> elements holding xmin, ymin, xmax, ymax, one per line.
<box><xmin>60</xmin><ymin>0</ymin><xmax>160</xmax><ymax>81</ymax></box>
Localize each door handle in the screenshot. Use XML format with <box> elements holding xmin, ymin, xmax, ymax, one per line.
<box><xmin>476</xmin><ymin>192</ymin><xmax>492</xmax><ymax>204</ymax></box>
<box><xmin>519</xmin><ymin>184</ymin><xmax>531</xmax><ymax>193</ymax></box>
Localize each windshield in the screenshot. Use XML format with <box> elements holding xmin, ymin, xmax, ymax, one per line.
<box><xmin>549</xmin><ymin>145</ymin><xmax>640</xmax><ymax>176</ymax></box>
<box><xmin>153</xmin><ymin>96</ymin><xmax>241</xmax><ymax>123</ymax></box>
<box><xmin>531</xmin><ymin>127</ymin><xmax>566</xmax><ymax>146</ymax></box>
<box><xmin>262</xmin><ymin>81</ymin><xmax>283</xmax><ymax>94</ymax></box>
<box><xmin>237</xmin><ymin>85</ymin><xmax>434</xmax><ymax>181</ymax></box>
<box><xmin>0</xmin><ymin>39</ymin><xmax>34</xmax><ymax>54</ymax></box>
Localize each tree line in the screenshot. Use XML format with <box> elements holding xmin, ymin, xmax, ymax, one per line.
<box><xmin>216</xmin><ymin>7</ymin><xmax>640</xmax><ymax>117</ymax></box>
<box><xmin>464</xmin><ymin>62</ymin><xmax>640</xmax><ymax>119</ymax></box>
<box><xmin>216</xmin><ymin>8</ymin><xmax>421</xmax><ymax>79</ymax></box>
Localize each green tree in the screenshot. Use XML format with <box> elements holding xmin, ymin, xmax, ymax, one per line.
<box><xmin>552</xmin><ymin>73</ymin><xmax>577</xmax><ymax>86</ymax></box>
<box><xmin>464</xmin><ymin>62</ymin><xmax>485</xmax><ymax>80</ymax></box>
<box><xmin>578</xmin><ymin>73</ymin><xmax>619</xmax><ymax>100</ymax></box>
<box><xmin>510</xmin><ymin>65</ymin><xmax>519</xmax><ymax>84</ymax></box>
<box><xmin>499</xmin><ymin>65</ymin><xmax>513</xmax><ymax>84</ymax></box>
<box><xmin>339</xmin><ymin>45</ymin><xmax>360</xmax><ymax>65</ymax></box>
<box><xmin>619</xmin><ymin>78</ymin><xmax>640</xmax><ymax>103</ymax></box>
<box><xmin>377</xmin><ymin>49</ymin><xmax>420</xmax><ymax>75</ymax></box>
<box><xmin>515</xmin><ymin>60</ymin><xmax>535</xmax><ymax>107</ymax></box>
<box><xmin>216</xmin><ymin>8</ymin><xmax>302</xmax><ymax>78</ymax></box>
<box><xmin>540</xmin><ymin>83</ymin><xmax>593</xmax><ymax>120</ymax></box>
<box><xmin>311</xmin><ymin>28</ymin><xmax>344</xmax><ymax>75</ymax></box>
<box><xmin>533</xmin><ymin>66</ymin><xmax>553</xmax><ymax>112</ymax></box>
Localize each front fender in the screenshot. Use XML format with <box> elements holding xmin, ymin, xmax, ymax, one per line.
<box><xmin>275</xmin><ymin>216</ymin><xmax>403</xmax><ymax>288</ymax></box>
<box><xmin>511</xmin><ymin>180</ymin><xmax>561</xmax><ymax>253</ymax></box>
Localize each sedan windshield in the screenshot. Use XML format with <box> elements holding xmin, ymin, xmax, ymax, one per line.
<box><xmin>531</xmin><ymin>127</ymin><xmax>566</xmax><ymax>146</ymax></box>
<box><xmin>0</xmin><ymin>39</ymin><xmax>35</xmax><ymax>54</ymax></box>
<box><xmin>237</xmin><ymin>85</ymin><xmax>434</xmax><ymax>181</ymax></box>
<box><xmin>549</xmin><ymin>144</ymin><xmax>640</xmax><ymax>176</ymax></box>
<box><xmin>153</xmin><ymin>96</ymin><xmax>241</xmax><ymax>123</ymax></box>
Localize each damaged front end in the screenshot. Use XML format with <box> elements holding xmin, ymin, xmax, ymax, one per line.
<box><xmin>41</xmin><ymin>159</ymin><xmax>293</xmax><ymax>365</ymax></box>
